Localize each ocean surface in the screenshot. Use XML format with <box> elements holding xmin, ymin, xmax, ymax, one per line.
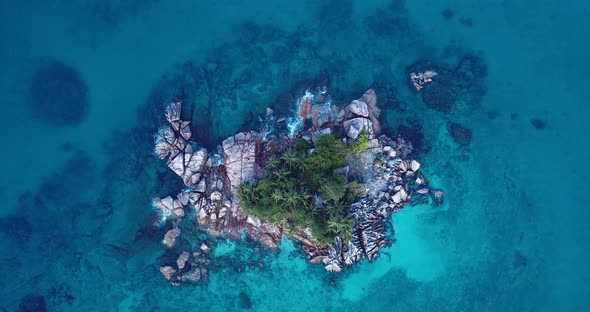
<box><xmin>1</xmin><ymin>0</ymin><xmax>588</xmax><ymax>311</ymax></box>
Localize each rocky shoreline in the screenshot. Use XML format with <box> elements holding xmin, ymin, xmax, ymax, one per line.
<box><xmin>152</xmin><ymin>87</ymin><xmax>442</xmax><ymax>285</ymax></box>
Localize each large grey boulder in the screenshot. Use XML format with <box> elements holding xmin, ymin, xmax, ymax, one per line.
<box><xmin>343</xmin><ymin>117</ymin><xmax>372</xmax><ymax>140</ymax></box>
<box><xmin>222</xmin><ymin>132</ymin><xmax>258</xmax><ymax>194</ymax></box>
<box><xmin>349</xmin><ymin>99</ymin><xmax>369</xmax><ymax>117</ymax></box>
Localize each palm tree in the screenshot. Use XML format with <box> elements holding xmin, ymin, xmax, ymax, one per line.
<box><xmin>266</xmin><ymin>156</ymin><xmax>279</xmax><ymax>170</ymax></box>
<box><xmin>270</xmin><ymin>189</ymin><xmax>284</xmax><ymax>202</ymax></box>
<box><xmin>282</xmin><ymin>149</ymin><xmax>308</xmax><ymax>173</ymax></box>
<box><xmin>324</xmin><ymin>200</ymin><xmax>347</xmax><ymax>219</ymax></box>
<box><xmin>272</xmin><ymin>168</ymin><xmax>290</xmax><ymax>183</ymax></box>
<box><xmin>284</xmin><ymin>188</ymin><xmax>299</xmax><ymax>212</ymax></box>
<box><xmin>327</xmin><ymin>215</ymin><xmax>354</xmax><ymax>242</ymax></box>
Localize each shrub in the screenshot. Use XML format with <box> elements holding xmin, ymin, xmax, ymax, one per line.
<box><xmin>295</xmin><ymin>139</ymin><xmax>311</xmax><ymax>152</ymax></box>
<box><xmin>346</xmin><ymin>129</ymin><xmax>369</xmax><ymax>154</ymax></box>
<box><xmin>306</xmin><ymin>134</ymin><xmax>346</xmax><ymax>170</ymax></box>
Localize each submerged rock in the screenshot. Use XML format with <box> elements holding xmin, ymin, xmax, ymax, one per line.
<box><xmin>239</xmin><ymin>292</ymin><xmax>252</xmax><ymax>309</ymax></box>
<box><xmin>530</xmin><ymin>118</ymin><xmax>547</xmax><ymax>131</ymax></box>
<box><xmin>176</xmin><ymin>251</ymin><xmax>190</xmax><ymax>269</ymax></box>
<box><xmin>163</xmin><ymin>228</ymin><xmax>180</xmax><ymax>248</ymax></box>
<box><xmin>28</xmin><ymin>62</ymin><xmax>89</xmax><ymax>127</ymax></box>
<box><xmin>449</xmin><ymin>122</ymin><xmax>472</xmax><ymax>146</ymax></box>
<box><xmin>160</xmin><ymin>266</ymin><xmax>176</xmax><ymax>280</ymax></box>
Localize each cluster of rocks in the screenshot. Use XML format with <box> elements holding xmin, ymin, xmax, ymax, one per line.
<box><xmin>320</xmin><ymin>134</ymin><xmax>443</xmax><ymax>272</ymax></box>
<box><xmin>152</xmin><ymin>88</ymin><xmax>442</xmax><ymax>279</ymax></box>
<box><xmin>154</xmin><ymin>102</ymin><xmax>283</xmax><ymax>245</ymax></box>
<box><xmin>410</xmin><ymin>70</ymin><xmax>438</xmax><ymax>91</ymax></box>
<box><xmin>159</xmin><ymin>242</ymin><xmax>212</xmax><ymax>286</ymax></box>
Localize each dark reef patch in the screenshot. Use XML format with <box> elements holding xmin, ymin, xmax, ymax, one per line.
<box><xmin>18</xmin><ymin>294</ymin><xmax>46</xmax><ymax>312</ymax></box>
<box><xmin>397</xmin><ymin>120</ymin><xmax>427</xmax><ymax>154</ymax></box>
<box><xmin>28</xmin><ymin>62</ymin><xmax>89</xmax><ymax>127</ymax></box>
<box><xmin>459</xmin><ymin>16</ymin><xmax>474</xmax><ymax>28</ymax></box>
<box><xmin>313</xmin><ymin>0</ymin><xmax>354</xmax><ymax>33</ymax></box>
<box><xmin>513</xmin><ymin>250</ymin><xmax>528</xmax><ymax>269</ymax></box>
<box><xmin>239</xmin><ymin>292</ymin><xmax>252</xmax><ymax>309</ymax></box>
<box><xmin>449</xmin><ymin>122</ymin><xmax>472</xmax><ymax>146</ymax></box>
<box><xmin>372</xmin><ymin>80</ymin><xmax>403</xmax><ymax>112</ymax></box>
<box><xmin>441</xmin><ymin>8</ymin><xmax>454</xmax><ymax>20</ymax></box>
<box><xmin>38</xmin><ymin>150</ymin><xmax>95</xmax><ymax>205</ymax></box>
<box><xmin>487</xmin><ymin>109</ymin><xmax>501</xmax><ymax>120</ymax></box>
<box><xmin>363</xmin><ymin>1</ymin><xmax>411</xmax><ymax>37</ymax></box>
<box><xmin>0</xmin><ymin>215</ymin><xmax>32</xmax><ymax>245</ymax></box>
<box><xmin>91</xmin><ymin>0</ymin><xmax>159</xmax><ymax>28</ymax></box>
<box><xmin>530</xmin><ymin>118</ymin><xmax>547</xmax><ymax>131</ymax></box>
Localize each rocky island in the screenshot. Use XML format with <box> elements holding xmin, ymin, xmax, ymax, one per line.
<box><xmin>152</xmin><ymin>86</ymin><xmax>443</xmax><ymax>285</ymax></box>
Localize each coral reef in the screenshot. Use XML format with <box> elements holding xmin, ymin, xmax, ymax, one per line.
<box><xmin>152</xmin><ymin>86</ymin><xmax>442</xmax><ymax>282</ymax></box>
<box><xmin>28</xmin><ymin>62</ymin><xmax>89</xmax><ymax>126</ymax></box>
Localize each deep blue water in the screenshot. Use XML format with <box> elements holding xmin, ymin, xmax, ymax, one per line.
<box><xmin>1</xmin><ymin>1</ymin><xmax>589</xmax><ymax>311</ymax></box>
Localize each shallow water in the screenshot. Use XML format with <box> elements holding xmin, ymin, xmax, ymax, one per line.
<box><xmin>1</xmin><ymin>0</ymin><xmax>588</xmax><ymax>311</ymax></box>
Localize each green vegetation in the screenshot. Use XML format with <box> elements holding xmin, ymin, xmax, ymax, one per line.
<box><xmin>346</xmin><ymin>129</ymin><xmax>369</xmax><ymax>154</ymax></box>
<box><xmin>237</xmin><ymin>134</ymin><xmax>370</xmax><ymax>245</ymax></box>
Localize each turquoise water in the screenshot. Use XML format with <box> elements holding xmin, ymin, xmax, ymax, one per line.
<box><xmin>1</xmin><ymin>0</ymin><xmax>588</xmax><ymax>311</ymax></box>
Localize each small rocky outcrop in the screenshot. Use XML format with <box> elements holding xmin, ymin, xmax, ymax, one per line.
<box><xmin>408</xmin><ymin>56</ymin><xmax>487</xmax><ymax>113</ymax></box>
<box><xmin>158</xmin><ymin>249</ymin><xmax>211</xmax><ymax>286</ymax></box>
<box><xmin>152</xmin><ymin>87</ymin><xmax>441</xmax><ymax>280</ymax></box>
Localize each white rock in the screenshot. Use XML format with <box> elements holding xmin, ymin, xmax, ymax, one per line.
<box><xmin>180</xmin><ymin>121</ymin><xmax>192</xmax><ymax>140</ymax></box>
<box><xmin>195</xmin><ymin>179</ymin><xmax>207</xmax><ymax>193</ymax></box>
<box><xmin>172</xmin><ymin>208</ymin><xmax>184</xmax><ymax>218</ymax></box>
<box><xmin>398</xmin><ymin>160</ymin><xmax>407</xmax><ymax>172</ymax></box>
<box><xmin>176</xmin><ymin>251</ymin><xmax>190</xmax><ymax>270</ymax></box>
<box><xmin>167</xmin><ymin>154</ymin><xmax>185</xmax><ymax>177</ymax></box>
<box><xmin>392</xmin><ymin>191</ymin><xmax>402</xmax><ymax>204</ymax></box>
<box><xmin>410</xmin><ymin>160</ymin><xmax>420</xmax><ymax>172</ymax></box>
<box><xmin>246</xmin><ymin>216</ymin><xmax>262</xmax><ymax>227</ymax></box>
<box><xmin>349</xmin><ymin>99</ymin><xmax>370</xmax><ymax>117</ymax></box>
<box><xmin>200</xmin><ymin>242</ymin><xmax>210</xmax><ymax>253</ymax></box>
<box><xmin>177</xmin><ymin>192</ymin><xmax>190</xmax><ymax>206</ymax></box>
<box><xmin>218</xmin><ymin>207</ymin><xmax>227</xmax><ymax>218</ymax></box>
<box><xmin>188</xmin><ymin>192</ymin><xmax>201</xmax><ymax>205</ymax></box>
<box><xmin>325</xmin><ymin>263</ymin><xmax>342</xmax><ymax>272</ymax></box>
<box><xmin>165</xmin><ymin>102</ymin><xmax>182</xmax><ymax>122</ymax></box>
<box><xmin>399</xmin><ymin>188</ymin><xmax>408</xmax><ymax>201</ymax></box>
<box><xmin>198</xmin><ymin>207</ymin><xmax>208</xmax><ymax>220</ymax></box>
<box><xmin>210</xmin><ymin>191</ymin><xmax>222</xmax><ymax>202</ymax></box>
